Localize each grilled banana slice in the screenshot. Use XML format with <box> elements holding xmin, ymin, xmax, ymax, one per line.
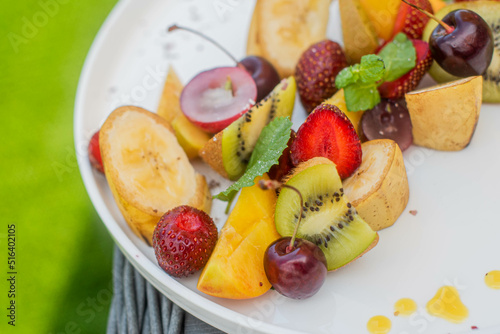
<box><xmin>252</xmin><ymin>0</ymin><xmax>331</xmax><ymax>78</ymax></box>
<box><xmin>343</xmin><ymin>139</ymin><xmax>409</xmax><ymax>231</ymax></box>
<box><xmin>100</xmin><ymin>106</ymin><xmax>211</xmax><ymax>245</ymax></box>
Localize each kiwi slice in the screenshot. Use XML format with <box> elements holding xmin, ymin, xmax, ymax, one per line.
<box><xmin>222</xmin><ymin>77</ymin><xmax>296</xmax><ymax>180</ymax></box>
<box><xmin>422</xmin><ymin>1</ymin><xmax>500</xmax><ymax>103</ymax></box>
<box><xmin>275</xmin><ymin>158</ymin><xmax>378</xmax><ymax>271</ymax></box>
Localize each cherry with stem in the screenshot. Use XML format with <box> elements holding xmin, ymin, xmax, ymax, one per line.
<box><xmin>168</xmin><ymin>24</ymin><xmax>281</xmax><ymax>101</ymax></box>
<box><xmin>259</xmin><ymin>179</ymin><xmax>327</xmax><ymax>300</ymax></box>
<box><xmin>400</xmin><ymin>0</ymin><xmax>493</xmax><ymax>77</ymax></box>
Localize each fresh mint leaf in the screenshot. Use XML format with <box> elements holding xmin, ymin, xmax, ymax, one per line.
<box><xmin>359</xmin><ymin>55</ymin><xmax>385</xmax><ymax>83</ymax></box>
<box><xmin>378</xmin><ymin>33</ymin><xmax>416</xmax><ymax>82</ymax></box>
<box><xmin>214</xmin><ymin>117</ymin><xmax>293</xmax><ymax>202</ymax></box>
<box><xmin>335</xmin><ymin>64</ymin><xmax>360</xmax><ymax>88</ymax></box>
<box><xmin>344</xmin><ymin>83</ymin><xmax>381</xmax><ymax>113</ymax></box>
<box><xmin>335</xmin><ymin>54</ymin><xmax>385</xmax><ymax>112</ymax></box>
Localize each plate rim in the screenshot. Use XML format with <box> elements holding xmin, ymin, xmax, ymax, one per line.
<box><xmin>73</xmin><ymin>0</ymin><xmax>305</xmax><ymax>333</ymax></box>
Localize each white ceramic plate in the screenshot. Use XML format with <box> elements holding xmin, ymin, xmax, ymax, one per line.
<box><xmin>74</xmin><ymin>0</ymin><xmax>500</xmax><ymax>333</ymax></box>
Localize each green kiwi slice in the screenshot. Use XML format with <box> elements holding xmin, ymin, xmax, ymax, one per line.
<box><xmin>222</xmin><ymin>77</ymin><xmax>296</xmax><ymax>180</ymax></box>
<box><xmin>275</xmin><ymin>159</ymin><xmax>378</xmax><ymax>271</ymax></box>
<box><xmin>423</xmin><ymin>1</ymin><xmax>500</xmax><ymax>103</ymax></box>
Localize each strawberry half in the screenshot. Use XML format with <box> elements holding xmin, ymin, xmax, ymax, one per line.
<box><xmin>88</xmin><ymin>130</ymin><xmax>104</xmax><ymax>173</ymax></box>
<box><xmin>153</xmin><ymin>205</ymin><xmax>217</xmax><ymax>278</ymax></box>
<box><xmin>290</xmin><ymin>104</ymin><xmax>362</xmax><ymax>179</ymax></box>
<box><xmin>378</xmin><ymin>39</ymin><xmax>432</xmax><ymax>99</ymax></box>
<box><xmin>392</xmin><ymin>0</ymin><xmax>434</xmax><ymax>40</ymax></box>
<box><xmin>295</xmin><ymin>40</ymin><xmax>348</xmax><ymax>113</ymax></box>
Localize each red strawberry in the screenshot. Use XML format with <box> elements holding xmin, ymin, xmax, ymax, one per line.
<box><xmin>88</xmin><ymin>130</ymin><xmax>104</xmax><ymax>173</ymax></box>
<box><xmin>295</xmin><ymin>40</ymin><xmax>348</xmax><ymax>113</ymax></box>
<box><xmin>153</xmin><ymin>206</ymin><xmax>217</xmax><ymax>278</ymax></box>
<box><xmin>378</xmin><ymin>39</ymin><xmax>432</xmax><ymax>99</ymax></box>
<box><xmin>268</xmin><ymin>130</ymin><xmax>296</xmax><ymax>182</ymax></box>
<box><xmin>392</xmin><ymin>0</ymin><xmax>434</xmax><ymax>40</ymax></box>
<box><xmin>290</xmin><ymin>104</ymin><xmax>361</xmax><ymax>179</ymax></box>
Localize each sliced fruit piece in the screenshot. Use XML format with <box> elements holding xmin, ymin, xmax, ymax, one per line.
<box><xmin>360</xmin><ymin>0</ymin><xmax>401</xmax><ymax>41</ymax></box>
<box><xmin>405</xmin><ymin>76</ymin><xmax>483</xmax><ymax>151</ymax></box>
<box><xmin>100</xmin><ymin>106</ymin><xmax>212</xmax><ymax>245</ymax></box>
<box><xmin>392</xmin><ymin>0</ymin><xmax>433</xmax><ymax>40</ymax></box>
<box><xmin>429</xmin><ymin>0</ymin><xmax>446</xmax><ymax>12</ymax></box>
<box><xmin>323</xmin><ymin>89</ymin><xmax>364</xmax><ymax>134</ymax></box>
<box><xmin>246</xmin><ymin>6</ymin><xmax>263</xmax><ymax>56</ymax></box>
<box><xmin>157</xmin><ymin>66</ymin><xmax>183</xmax><ymax>123</ymax></box>
<box><xmin>200</xmin><ymin>132</ymin><xmax>227</xmax><ymax>178</ymax></box>
<box><xmin>180</xmin><ymin>67</ymin><xmax>257</xmax><ymax>133</ymax></box>
<box><xmin>171</xmin><ymin>115</ymin><xmax>211</xmax><ymax>159</ymax></box>
<box><xmin>168</xmin><ymin>25</ymin><xmax>279</xmax><ymax>104</ymax></box>
<box><xmin>157</xmin><ymin>67</ymin><xmax>211</xmax><ymax>159</ymax></box>
<box><xmin>378</xmin><ymin>39</ymin><xmax>433</xmax><ymax>99</ymax></box>
<box><xmin>290</xmin><ymin>104</ymin><xmax>362</xmax><ymax>179</ymax></box>
<box><xmin>360</xmin><ymin>99</ymin><xmax>413</xmax><ymax>151</ymax></box>
<box><xmin>339</xmin><ymin>0</ymin><xmax>379</xmax><ymax>64</ymax></box>
<box><xmin>423</xmin><ymin>1</ymin><xmax>500</xmax><ymax>102</ymax></box>
<box><xmin>295</xmin><ymin>40</ymin><xmax>348</xmax><ymax>113</ymax></box>
<box><xmin>275</xmin><ymin>157</ymin><xmax>378</xmax><ymax>271</ymax></box>
<box><xmin>197</xmin><ymin>175</ymin><xmax>280</xmax><ymax>299</ymax></box>
<box><xmin>88</xmin><ymin>130</ymin><xmax>104</xmax><ymax>173</ymax></box>
<box><xmin>256</xmin><ymin>0</ymin><xmax>331</xmax><ymax>77</ymax></box>
<box><xmin>200</xmin><ymin>77</ymin><xmax>296</xmax><ymax>180</ymax></box>
<box><xmin>343</xmin><ymin>139</ymin><xmax>409</xmax><ymax>231</ymax></box>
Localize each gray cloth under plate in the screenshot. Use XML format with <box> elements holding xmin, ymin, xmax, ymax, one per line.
<box><xmin>107</xmin><ymin>246</ymin><xmax>225</xmax><ymax>334</ymax></box>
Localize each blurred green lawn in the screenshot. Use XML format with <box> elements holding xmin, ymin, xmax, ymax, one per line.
<box><xmin>0</xmin><ymin>0</ymin><xmax>119</xmax><ymax>332</ymax></box>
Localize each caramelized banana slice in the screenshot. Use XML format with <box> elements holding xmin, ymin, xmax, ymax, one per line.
<box><xmin>343</xmin><ymin>139</ymin><xmax>409</xmax><ymax>231</ymax></box>
<box><xmin>254</xmin><ymin>0</ymin><xmax>331</xmax><ymax>78</ymax></box>
<box><xmin>100</xmin><ymin>106</ymin><xmax>211</xmax><ymax>244</ymax></box>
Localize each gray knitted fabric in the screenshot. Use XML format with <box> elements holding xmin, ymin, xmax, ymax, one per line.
<box><xmin>107</xmin><ymin>246</ymin><xmax>225</xmax><ymax>334</ymax></box>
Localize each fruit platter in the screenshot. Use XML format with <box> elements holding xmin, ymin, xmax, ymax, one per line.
<box><xmin>75</xmin><ymin>0</ymin><xmax>500</xmax><ymax>333</ymax></box>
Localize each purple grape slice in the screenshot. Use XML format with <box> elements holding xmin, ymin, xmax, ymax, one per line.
<box><xmin>360</xmin><ymin>99</ymin><xmax>413</xmax><ymax>151</ymax></box>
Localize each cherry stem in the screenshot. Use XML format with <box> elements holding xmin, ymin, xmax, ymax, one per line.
<box><xmin>258</xmin><ymin>180</ymin><xmax>304</xmax><ymax>253</ymax></box>
<box><xmin>168</xmin><ymin>24</ymin><xmax>241</xmax><ymax>65</ymax></box>
<box><xmin>400</xmin><ymin>0</ymin><xmax>454</xmax><ymax>34</ymax></box>
<box><xmin>283</xmin><ymin>184</ymin><xmax>303</xmax><ymax>253</ymax></box>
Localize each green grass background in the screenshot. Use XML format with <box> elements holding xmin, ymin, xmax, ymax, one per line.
<box><xmin>0</xmin><ymin>0</ymin><xmax>119</xmax><ymax>332</ymax></box>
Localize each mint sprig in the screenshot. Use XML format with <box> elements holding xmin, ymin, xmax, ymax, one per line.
<box><xmin>335</xmin><ymin>55</ymin><xmax>385</xmax><ymax>112</ymax></box>
<box><xmin>378</xmin><ymin>33</ymin><xmax>416</xmax><ymax>82</ymax></box>
<box><xmin>335</xmin><ymin>34</ymin><xmax>417</xmax><ymax>112</ymax></box>
<box><xmin>214</xmin><ymin>117</ymin><xmax>293</xmax><ymax>202</ymax></box>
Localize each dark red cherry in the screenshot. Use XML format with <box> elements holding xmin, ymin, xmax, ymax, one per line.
<box><xmin>240</xmin><ymin>56</ymin><xmax>281</xmax><ymax>102</ymax></box>
<box><xmin>360</xmin><ymin>99</ymin><xmax>413</xmax><ymax>151</ymax></box>
<box><xmin>430</xmin><ymin>9</ymin><xmax>493</xmax><ymax>77</ymax></box>
<box><xmin>264</xmin><ymin>237</ymin><xmax>327</xmax><ymax>300</ymax></box>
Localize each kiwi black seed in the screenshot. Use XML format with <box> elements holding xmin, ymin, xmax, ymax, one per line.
<box><xmin>274</xmin><ymin>161</ymin><xmax>378</xmax><ymax>271</ymax></box>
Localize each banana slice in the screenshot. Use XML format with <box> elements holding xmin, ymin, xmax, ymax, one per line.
<box><xmin>255</xmin><ymin>0</ymin><xmax>331</xmax><ymax>78</ymax></box>
<box><xmin>100</xmin><ymin>106</ymin><xmax>211</xmax><ymax>245</ymax></box>
<box><xmin>343</xmin><ymin>139</ymin><xmax>409</xmax><ymax>231</ymax></box>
